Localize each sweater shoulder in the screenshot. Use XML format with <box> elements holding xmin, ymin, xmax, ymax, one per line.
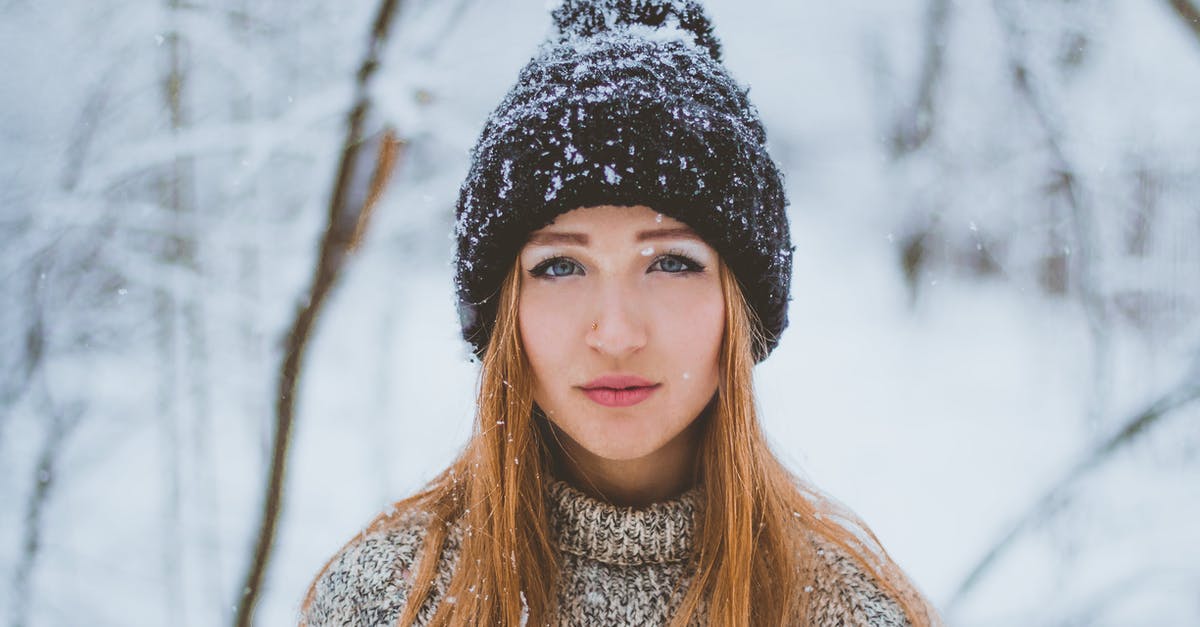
<box><xmin>806</xmin><ymin>531</ymin><xmax>913</xmax><ymax>627</ymax></box>
<box><xmin>301</xmin><ymin>508</ymin><xmax>438</xmax><ymax>627</ymax></box>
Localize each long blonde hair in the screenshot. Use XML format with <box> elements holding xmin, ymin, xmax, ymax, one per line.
<box><xmin>303</xmin><ymin>256</ymin><xmax>942</xmax><ymax>626</ymax></box>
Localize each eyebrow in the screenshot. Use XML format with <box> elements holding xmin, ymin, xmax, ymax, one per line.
<box><xmin>526</xmin><ymin>227</ymin><xmax>702</xmax><ymax>246</ymax></box>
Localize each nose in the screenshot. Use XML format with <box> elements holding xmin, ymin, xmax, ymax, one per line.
<box><xmin>585</xmin><ymin>282</ymin><xmax>647</xmax><ymax>357</ymax></box>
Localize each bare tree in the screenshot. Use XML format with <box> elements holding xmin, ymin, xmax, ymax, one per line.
<box><xmin>883</xmin><ymin>0</ymin><xmax>954</xmax><ymax>305</ymax></box>
<box><xmin>7</xmin><ymin>230</ymin><xmax>113</xmax><ymax>626</ymax></box>
<box><xmin>0</xmin><ymin>267</ymin><xmax>46</xmax><ymax>432</ymax></box>
<box><xmin>233</xmin><ymin>0</ymin><xmax>408</xmax><ymax>622</ymax></box>
<box><xmin>1166</xmin><ymin>0</ymin><xmax>1200</xmax><ymax>46</ymax></box>
<box><xmin>890</xmin><ymin>0</ymin><xmax>952</xmax><ymax>157</ymax></box>
<box><xmin>991</xmin><ymin>0</ymin><xmax>1114</xmax><ymax>430</ymax></box>
<box><xmin>945</xmin><ymin>348</ymin><xmax>1200</xmax><ymax>616</ymax></box>
<box><xmin>155</xmin><ymin>0</ymin><xmax>203</xmax><ymax>617</ymax></box>
<box><xmin>9</xmin><ymin>379</ymin><xmax>84</xmax><ymax>627</ymax></box>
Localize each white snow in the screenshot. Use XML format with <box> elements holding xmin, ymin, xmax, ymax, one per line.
<box><xmin>2</xmin><ymin>0</ymin><xmax>1197</xmax><ymax>626</ymax></box>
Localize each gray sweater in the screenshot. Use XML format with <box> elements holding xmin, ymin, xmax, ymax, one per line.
<box><xmin>302</xmin><ymin>479</ymin><xmax>912</xmax><ymax>626</ymax></box>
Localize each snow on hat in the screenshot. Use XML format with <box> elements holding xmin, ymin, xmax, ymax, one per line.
<box><xmin>453</xmin><ymin>0</ymin><xmax>794</xmax><ymax>363</ymax></box>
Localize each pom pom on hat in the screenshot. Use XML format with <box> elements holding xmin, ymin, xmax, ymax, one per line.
<box><xmin>550</xmin><ymin>0</ymin><xmax>723</xmax><ymax>61</ymax></box>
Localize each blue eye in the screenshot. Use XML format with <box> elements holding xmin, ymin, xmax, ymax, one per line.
<box><xmin>650</xmin><ymin>248</ymin><xmax>706</xmax><ymax>275</ymax></box>
<box><xmin>529</xmin><ymin>257</ymin><xmax>582</xmax><ymax>278</ymax></box>
<box><xmin>652</xmin><ymin>255</ymin><xmax>700</xmax><ymax>274</ymax></box>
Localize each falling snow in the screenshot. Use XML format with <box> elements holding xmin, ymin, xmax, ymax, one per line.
<box><xmin>10</xmin><ymin>0</ymin><xmax>1197</xmax><ymax>625</ymax></box>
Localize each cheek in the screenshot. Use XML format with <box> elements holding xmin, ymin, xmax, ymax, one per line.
<box><xmin>649</xmin><ymin>282</ymin><xmax>725</xmax><ymax>365</ymax></box>
<box><xmin>518</xmin><ymin>285</ymin><xmax>581</xmax><ymax>376</ymax></box>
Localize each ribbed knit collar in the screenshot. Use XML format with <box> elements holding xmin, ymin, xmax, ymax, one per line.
<box><xmin>545</xmin><ymin>477</ymin><xmax>703</xmax><ymax>567</ymax></box>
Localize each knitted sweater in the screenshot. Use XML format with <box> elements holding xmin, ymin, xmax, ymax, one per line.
<box><xmin>302</xmin><ymin>479</ymin><xmax>911</xmax><ymax>626</ymax></box>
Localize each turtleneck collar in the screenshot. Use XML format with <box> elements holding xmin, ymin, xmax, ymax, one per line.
<box><xmin>545</xmin><ymin>477</ymin><xmax>703</xmax><ymax>567</ymax></box>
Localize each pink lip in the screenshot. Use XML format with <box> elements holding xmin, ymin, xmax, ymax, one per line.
<box><xmin>581</xmin><ymin>374</ymin><xmax>656</xmax><ymax>389</ymax></box>
<box><xmin>579</xmin><ymin>374</ymin><xmax>660</xmax><ymax>408</ymax></box>
<box><xmin>581</xmin><ymin>385</ymin><xmax>660</xmax><ymax>407</ymax></box>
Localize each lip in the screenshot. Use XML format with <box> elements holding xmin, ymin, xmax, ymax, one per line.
<box><xmin>578</xmin><ymin>374</ymin><xmax>661</xmax><ymax>408</ymax></box>
<box><xmin>581</xmin><ymin>374</ymin><xmax>657</xmax><ymax>390</ymax></box>
<box><xmin>581</xmin><ymin>385</ymin><xmax>660</xmax><ymax>407</ymax></box>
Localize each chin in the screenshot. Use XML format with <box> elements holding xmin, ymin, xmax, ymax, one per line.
<box><xmin>573</xmin><ymin>422</ymin><xmax>674</xmax><ymax>461</ymax></box>
<box><xmin>582</xmin><ymin>439</ymin><xmax>666</xmax><ymax>462</ymax></box>
<box><xmin>541</xmin><ymin>401</ymin><xmax>686</xmax><ymax>462</ymax></box>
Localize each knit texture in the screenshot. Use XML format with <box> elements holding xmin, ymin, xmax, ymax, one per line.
<box><xmin>302</xmin><ymin>479</ymin><xmax>912</xmax><ymax>626</ymax></box>
<box><xmin>452</xmin><ymin>0</ymin><xmax>794</xmax><ymax>365</ymax></box>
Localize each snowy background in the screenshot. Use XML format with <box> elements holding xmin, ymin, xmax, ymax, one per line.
<box><xmin>2</xmin><ymin>0</ymin><xmax>1199</xmax><ymax>625</ymax></box>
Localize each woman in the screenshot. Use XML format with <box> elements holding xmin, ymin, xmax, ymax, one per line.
<box><xmin>302</xmin><ymin>0</ymin><xmax>941</xmax><ymax>625</ymax></box>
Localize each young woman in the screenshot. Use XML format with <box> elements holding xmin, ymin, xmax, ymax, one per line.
<box><xmin>302</xmin><ymin>1</ymin><xmax>942</xmax><ymax>625</ymax></box>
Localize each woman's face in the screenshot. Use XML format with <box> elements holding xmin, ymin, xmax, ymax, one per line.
<box><xmin>517</xmin><ymin>204</ymin><xmax>724</xmax><ymax>463</ymax></box>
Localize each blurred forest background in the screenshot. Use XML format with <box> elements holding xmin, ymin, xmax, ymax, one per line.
<box><xmin>1</xmin><ymin>0</ymin><xmax>1198</xmax><ymax>625</ymax></box>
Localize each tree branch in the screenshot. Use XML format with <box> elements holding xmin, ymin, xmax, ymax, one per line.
<box><xmin>1166</xmin><ymin>0</ymin><xmax>1200</xmax><ymax>47</ymax></box>
<box><xmin>890</xmin><ymin>0</ymin><xmax>952</xmax><ymax>156</ymax></box>
<box><xmin>945</xmin><ymin>359</ymin><xmax>1200</xmax><ymax>615</ymax></box>
<box><xmin>233</xmin><ymin>0</ymin><xmax>408</xmax><ymax>624</ymax></box>
<box><xmin>9</xmin><ymin>372</ymin><xmax>84</xmax><ymax>627</ymax></box>
<box><xmin>992</xmin><ymin>0</ymin><xmax>1113</xmax><ymax>428</ymax></box>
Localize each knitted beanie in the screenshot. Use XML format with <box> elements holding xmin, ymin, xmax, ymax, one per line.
<box><xmin>452</xmin><ymin>0</ymin><xmax>793</xmax><ymax>364</ymax></box>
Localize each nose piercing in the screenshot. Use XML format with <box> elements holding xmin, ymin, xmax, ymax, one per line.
<box><xmin>591</xmin><ymin>321</ymin><xmax>598</xmax><ymax>331</ymax></box>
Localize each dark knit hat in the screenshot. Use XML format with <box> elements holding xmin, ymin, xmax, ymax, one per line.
<box><xmin>453</xmin><ymin>0</ymin><xmax>793</xmax><ymax>363</ymax></box>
